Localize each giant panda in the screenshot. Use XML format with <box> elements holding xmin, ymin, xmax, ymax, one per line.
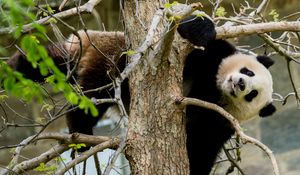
<box><xmin>178</xmin><ymin>16</ymin><xmax>276</xmax><ymax>174</ymax></box>
<box><xmin>6</xmin><ymin>15</ymin><xmax>276</xmax><ymax>174</ymax></box>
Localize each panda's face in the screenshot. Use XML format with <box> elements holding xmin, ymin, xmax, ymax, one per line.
<box><xmin>216</xmin><ymin>54</ymin><xmax>274</xmax><ymax>122</ymax></box>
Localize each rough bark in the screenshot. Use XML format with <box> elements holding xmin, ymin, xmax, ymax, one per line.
<box><xmin>123</xmin><ymin>1</ymin><xmax>189</xmax><ymax>174</ymax></box>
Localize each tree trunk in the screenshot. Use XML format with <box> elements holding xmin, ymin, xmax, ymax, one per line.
<box><xmin>123</xmin><ymin>0</ymin><xmax>190</xmax><ymax>174</ymax></box>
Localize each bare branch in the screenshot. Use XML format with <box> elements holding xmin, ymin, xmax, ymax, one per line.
<box><xmin>54</xmin><ymin>138</ymin><xmax>120</xmax><ymax>175</ymax></box>
<box><xmin>11</xmin><ymin>144</ymin><xmax>69</xmax><ymax>174</ymax></box>
<box><xmin>216</xmin><ymin>21</ymin><xmax>300</xmax><ymax>39</ymax></box>
<box><xmin>249</xmin><ymin>0</ymin><xmax>269</xmax><ymax>17</ymax></box>
<box><xmin>33</xmin><ymin>132</ymin><xmax>116</xmax><ymax>145</ymax></box>
<box><xmin>2</xmin><ymin>133</ymin><xmax>120</xmax><ymax>175</ymax></box>
<box><xmin>259</xmin><ymin>34</ymin><xmax>300</xmax><ymax>60</ymax></box>
<box><xmin>103</xmin><ymin>138</ymin><xmax>126</xmax><ymax>175</ymax></box>
<box><xmin>0</xmin><ymin>0</ymin><xmax>103</xmax><ymax>35</ymax></box>
<box><xmin>222</xmin><ymin>146</ymin><xmax>245</xmax><ymax>175</ymax></box>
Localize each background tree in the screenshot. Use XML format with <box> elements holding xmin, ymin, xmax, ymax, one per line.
<box><xmin>0</xmin><ymin>0</ymin><xmax>300</xmax><ymax>174</ymax></box>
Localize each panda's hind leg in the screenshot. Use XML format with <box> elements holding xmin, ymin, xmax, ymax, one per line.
<box><xmin>177</xmin><ymin>15</ymin><xmax>216</xmax><ymax>47</ymax></box>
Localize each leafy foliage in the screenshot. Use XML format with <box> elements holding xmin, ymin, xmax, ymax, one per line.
<box><xmin>0</xmin><ymin>62</ymin><xmax>44</xmax><ymax>102</ymax></box>
<box><xmin>0</xmin><ymin>0</ymin><xmax>99</xmax><ymax>116</ymax></box>
<box><xmin>1</xmin><ymin>0</ymin><xmax>35</xmax><ymax>38</ymax></box>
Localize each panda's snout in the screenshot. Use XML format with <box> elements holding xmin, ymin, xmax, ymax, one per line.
<box><xmin>237</xmin><ymin>78</ymin><xmax>245</xmax><ymax>91</ymax></box>
<box><xmin>229</xmin><ymin>76</ymin><xmax>245</xmax><ymax>91</ymax></box>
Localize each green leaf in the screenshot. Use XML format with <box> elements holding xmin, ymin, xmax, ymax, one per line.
<box><xmin>20</xmin><ymin>0</ymin><xmax>34</xmax><ymax>6</ymax></box>
<box><xmin>46</xmin><ymin>17</ymin><xmax>57</xmax><ymax>24</ymax></box>
<box><xmin>68</xmin><ymin>143</ymin><xmax>86</xmax><ymax>150</ymax></box>
<box><xmin>196</xmin><ymin>12</ymin><xmax>205</xmax><ymax>19</ymax></box>
<box><xmin>121</xmin><ymin>50</ymin><xmax>137</xmax><ymax>57</ymax></box>
<box><xmin>164</xmin><ymin>1</ymin><xmax>178</xmax><ymax>9</ymax></box>
<box><xmin>4</xmin><ymin>77</ymin><xmax>15</xmax><ymax>91</ymax></box>
<box><xmin>269</xmin><ymin>9</ymin><xmax>279</xmax><ymax>22</ymax></box>
<box><xmin>90</xmin><ymin>103</ymin><xmax>99</xmax><ymax>117</ymax></box>
<box><xmin>216</xmin><ymin>7</ymin><xmax>227</xmax><ymax>17</ymax></box>
<box><xmin>78</xmin><ymin>96</ymin><xmax>98</xmax><ymax>116</ymax></box>
<box><xmin>66</xmin><ymin>92</ymin><xmax>79</xmax><ymax>105</ymax></box>
<box><xmin>34</xmin><ymin>162</ymin><xmax>57</xmax><ymax>172</ymax></box>
<box><xmin>55</xmin><ymin>82</ymin><xmax>66</xmax><ymax>91</ymax></box>
<box><xmin>76</xmin><ymin>143</ymin><xmax>86</xmax><ymax>149</ymax></box>
<box><xmin>35</xmin><ymin>163</ymin><xmax>46</xmax><ymax>171</ymax></box>
<box><xmin>39</xmin><ymin>62</ymin><xmax>49</xmax><ymax>76</ymax></box>
<box><xmin>41</xmin><ymin>103</ymin><xmax>54</xmax><ymax>112</ymax></box>
<box><xmin>46</xmin><ymin>5</ymin><xmax>55</xmax><ymax>14</ymax></box>
<box><xmin>45</xmin><ymin>75</ymin><xmax>55</xmax><ymax>83</ymax></box>
<box><xmin>44</xmin><ymin>57</ymin><xmax>55</xmax><ymax>67</ymax></box>
<box><xmin>37</xmin><ymin>46</ymin><xmax>48</xmax><ymax>59</ymax></box>
<box><xmin>78</xmin><ymin>96</ymin><xmax>89</xmax><ymax>114</ymax></box>
<box><xmin>164</xmin><ymin>3</ymin><xmax>171</xmax><ymax>9</ymax></box>
<box><xmin>68</xmin><ymin>143</ymin><xmax>77</xmax><ymax>148</ymax></box>
<box><xmin>0</xmin><ymin>95</ymin><xmax>8</xmax><ymax>101</ymax></box>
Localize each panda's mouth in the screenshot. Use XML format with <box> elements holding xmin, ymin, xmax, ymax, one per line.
<box><xmin>230</xmin><ymin>90</ymin><xmax>237</xmax><ymax>97</ymax></box>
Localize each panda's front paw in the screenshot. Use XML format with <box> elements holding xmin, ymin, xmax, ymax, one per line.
<box><xmin>177</xmin><ymin>15</ymin><xmax>216</xmax><ymax>47</ymax></box>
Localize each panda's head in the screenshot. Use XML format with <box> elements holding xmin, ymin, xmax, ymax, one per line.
<box><xmin>216</xmin><ymin>54</ymin><xmax>276</xmax><ymax>122</ymax></box>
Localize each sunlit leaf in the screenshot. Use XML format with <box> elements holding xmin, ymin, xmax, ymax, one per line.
<box><xmin>216</xmin><ymin>7</ymin><xmax>227</xmax><ymax>17</ymax></box>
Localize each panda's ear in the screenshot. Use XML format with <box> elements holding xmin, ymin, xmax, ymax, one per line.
<box><xmin>256</xmin><ymin>56</ymin><xmax>274</xmax><ymax>69</ymax></box>
<box><xmin>259</xmin><ymin>103</ymin><xmax>276</xmax><ymax>117</ymax></box>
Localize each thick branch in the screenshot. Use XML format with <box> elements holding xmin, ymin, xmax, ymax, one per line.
<box><xmin>33</xmin><ymin>132</ymin><xmax>115</xmax><ymax>146</ymax></box>
<box><xmin>177</xmin><ymin>97</ymin><xmax>279</xmax><ymax>175</ymax></box>
<box><xmin>216</xmin><ymin>21</ymin><xmax>300</xmax><ymax>39</ymax></box>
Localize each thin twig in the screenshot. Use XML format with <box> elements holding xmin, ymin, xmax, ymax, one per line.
<box><xmin>93</xmin><ymin>154</ymin><xmax>102</xmax><ymax>175</ymax></box>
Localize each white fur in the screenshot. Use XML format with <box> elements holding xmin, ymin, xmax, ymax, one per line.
<box><xmin>216</xmin><ymin>54</ymin><xmax>273</xmax><ymax>122</ymax></box>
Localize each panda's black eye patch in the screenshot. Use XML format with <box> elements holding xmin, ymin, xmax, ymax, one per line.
<box><xmin>244</xmin><ymin>90</ymin><xmax>258</xmax><ymax>102</ymax></box>
<box><xmin>240</xmin><ymin>67</ymin><xmax>255</xmax><ymax>77</ymax></box>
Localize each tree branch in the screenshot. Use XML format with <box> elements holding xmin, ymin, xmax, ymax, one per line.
<box><xmin>11</xmin><ymin>144</ymin><xmax>69</xmax><ymax>174</ymax></box>
<box><xmin>0</xmin><ymin>0</ymin><xmax>103</xmax><ymax>35</ymax></box>
<box><xmin>216</xmin><ymin>21</ymin><xmax>300</xmax><ymax>39</ymax></box>
<box><xmin>2</xmin><ymin>133</ymin><xmax>120</xmax><ymax>175</ymax></box>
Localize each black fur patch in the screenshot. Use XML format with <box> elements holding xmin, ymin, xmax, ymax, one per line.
<box><xmin>177</xmin><ymin>15</ymin><xmax>216</xmax><ymax>47</ymax></box>
<box><xmin>240</xmin><ymin>67</ymin><xmax>255</xmax><ymax>77</ymax></box>
<box><xmin>256</xmin><ymin>56</ymin><xmax>274</xmax><ymax>68</ymax></box>
<box><xmin>259</xmin><ymin>103</ymin><xmax>276</xmax><ymax>117</ymax></box>
<box><xmin>244</xmin><ymin>90</ymin><xmax>258</xmax><ymax>102</ymax></box>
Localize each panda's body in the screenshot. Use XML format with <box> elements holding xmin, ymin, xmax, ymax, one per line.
<box><xmin>182</xmin><ymin>38</ymin><xmax>275</xmax><ymax>174</ymax></box>
<box><xmin>7</xmin><ymin>16</ymin><xmax>276</xmax><ymax>174</ymax></box>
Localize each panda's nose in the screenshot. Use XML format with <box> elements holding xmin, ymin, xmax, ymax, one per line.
<box><xmin>237</xmin><ymin>78</ymin><xmax>245</xmax><ymax>91</ymax></box>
